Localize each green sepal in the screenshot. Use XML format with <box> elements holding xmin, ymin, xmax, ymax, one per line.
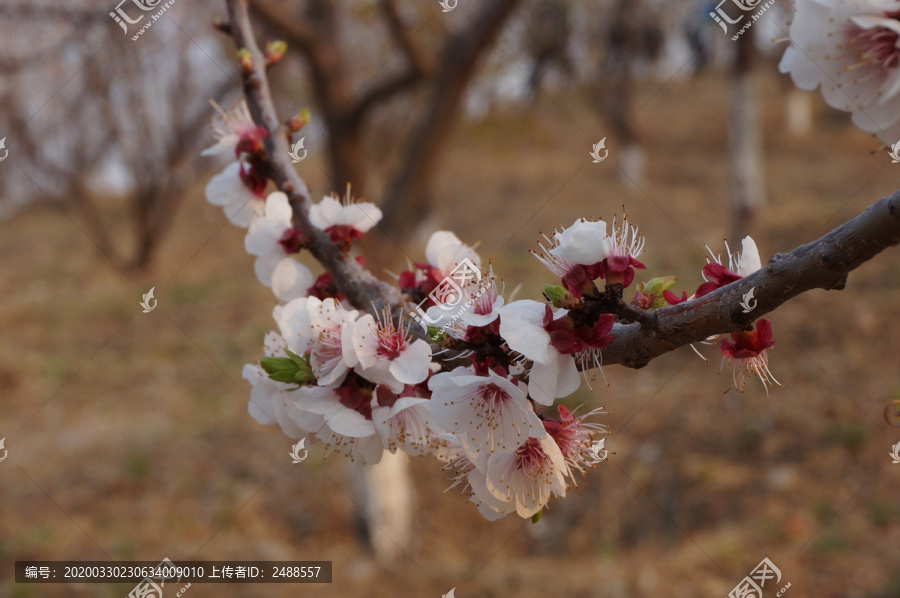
<box><xmin>530</xmin><ymin>510</ymin><xmax>542</xmax><ymax>524</ymax></box>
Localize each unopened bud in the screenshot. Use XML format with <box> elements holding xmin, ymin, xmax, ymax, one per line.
<box><xmin>265</xmin><ymin>40</ymin><xmax>287</xmax><ymax>66</ymax></box>
<box><xmin>543</xmin><ymin>284</ymin><xmax>580</xmax><ymax>309</ymax></box>
<box><xmin>288</xmin><ymin>109</ymin><xmax>311</xmax><ymax>133</ymax></box>
<box><xmin>236</xmin><ymin>48</ymin><xmax>254</xmax><ymax>74</ymax></box>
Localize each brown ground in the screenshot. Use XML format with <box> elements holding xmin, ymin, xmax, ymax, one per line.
<box><xmin>2</xmin><ymin>69</ymin><xmax>900</xmax><ymax>598</ymax></box>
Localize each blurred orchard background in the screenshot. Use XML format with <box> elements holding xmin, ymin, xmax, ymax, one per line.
<box><xmin>1</xmin><ymin>0</ymin><xmax>900</xmax><ymax>596</ymax></box>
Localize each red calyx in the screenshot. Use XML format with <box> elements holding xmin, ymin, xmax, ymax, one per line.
<box><xmin>719</xmin><ymin>319</ymin><xmax>775</xmax><ymax>359</ymax></box>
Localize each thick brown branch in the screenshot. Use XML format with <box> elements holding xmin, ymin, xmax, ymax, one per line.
<box><xmin>602</xmin><ymin>192</ymin><xmax>900</xmax><ymax>368</ymax></box>
<box><xmin>225</xmin><ymin>0</ymin><xmax>401</xmax><ymax>312</ymax></box>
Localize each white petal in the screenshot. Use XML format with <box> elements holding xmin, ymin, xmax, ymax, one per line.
<box><xmin>497</xmin><ymin>300</ymin><xmax>553</xmax><ymax>364</ymax></box>
<box><xmin>272</xmin><ymin>258</ymin><xmax>314</xmax><ymax>302</ymax></box>
<box><xmin>388</xmin><ymin>339</ymin><xmax>432</xmax><ymax>384</ymax></box>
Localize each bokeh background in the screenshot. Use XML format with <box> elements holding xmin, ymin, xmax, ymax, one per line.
<box><xmin>2</xmin><ymin>0</ymin><xmax>900</xmax><ymax>596</ymax></box>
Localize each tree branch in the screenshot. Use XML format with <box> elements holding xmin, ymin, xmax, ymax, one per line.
<box><xmin>344</xmin><ymin>0</ymin><xmax>432</xmax><ymax>126</ymax></box>
<box><xmin>602</xmin><ymin>192</ymin><xmax>900</xmax><ymax>368</ymax></box>
<box><xmin>225</xmin><ymin>0</ymin><xmax>402</xmax><ymax>312</ymax></box>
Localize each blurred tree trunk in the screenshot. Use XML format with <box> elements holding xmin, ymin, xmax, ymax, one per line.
<box><xmin>729</xmin><ymin>32</ymin><xmax>765</xmax><ymax>241</ymax></box>
<box><xmin>378</xmin><ymin>0</ymin><xmax>522</xmax><ymax>238</ymax></box>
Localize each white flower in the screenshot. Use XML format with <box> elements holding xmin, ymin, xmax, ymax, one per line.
<box><xmin>547</xmin><ymin>218</ymin><xmax>610</xmax><ymax>267</ymax></box>
<box><xmin>779</xmin><ymin>0</ymin><xmax>900</xmax><ymax>143</ymax></box>
<box><xmin>309</xmin><ymin>193</ymin><xmax>382</xmax><ymax>234</ymax></box>
<box><xmin>201</xmin><ymin>100</ymin><xmax>267</xmax><ymax>157</ymax></box>
<box><xmin>428</xmin><ymin>366</ymin><xmax>545</xmax><ymax>455</ymax></box>
<box><xmin>271</xmin><ymin>258</ymin><xmax>315</xmax><ymax>302</ymax></box>
<box><xmin>705</xmin><ymin>235</ymin><xmax>762</xmax><ymax>277</ymax></box>
<box><xmin>734</xmin><ymin>236</ymin><xmax>761</xmax><ymax>277</ymax></box>
<box><xmin>307</xmin><ymin>298</ymin><xmax>358</xmax><ymax>387</ymax></box>
<box><xmin>497</xmin><ymin>300</ymin><xmax>581</xmax><ymax>405</ymax></box>
<box><xmin>347</xmin><ymin>311</ymin><xmax>432</xmax><ymax>391</ymax></box>
<box><xmin>424</xmin><ymin>267</ymin><xmax>504</xmax><ymax>335</ymax></box>
<box><xmin>276</xmin><ymin>296</ymin><xmax>358</xmax><ymax>387</ymax></box>
<box><xmin>242</xmin><ymin>331</ymin><xmax>308</xmax><ymax>437</ymax></box>
<box><xmin>246</xmin><ymin>192</ymin><xmax>314</xmax><ymax>300</ymax></box>
<box><xmin>205</xmin><ymin>162</ymin><xmax>263</xmax><ymax>227</ymax></box>
<box><xmin>372</xmin><ymin>385</ymin><xmax>444</xmax><ymax>456</ymax></box>
<box><xmin>287</xmin><ymin>385</ymin><xmax>384</xmax><ymax>465</ymax></box>
<box><xmin>469</xmin><ymin>435</ymin><xmax>569</xmax><ymax>520</ymax></box>
<box><xmin>425</xmin><ymin>230</ymin><xmax>482</xmax><ymax>277</ymax></box>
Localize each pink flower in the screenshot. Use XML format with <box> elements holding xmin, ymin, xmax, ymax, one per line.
<box><xmin>542</xmin><ymin>405</ymin><xmax>608</xmax><ymax>482</ymax></box>
<box><xmin>695</xmin><ymin>236</ymin><xmax>761</xmax><ymax>298</ymax></box>
<box><xmin>719</xmin><ymin>319</ymin><xmax>781</xmax><ymax>395</ymax></box>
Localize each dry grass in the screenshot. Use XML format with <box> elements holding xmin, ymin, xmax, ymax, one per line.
<box><xmin>2</xmin><ymin>69</ymin><xmax>900</xmax><ymax>598</ymax></box>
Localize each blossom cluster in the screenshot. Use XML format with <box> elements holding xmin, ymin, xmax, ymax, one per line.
<box><xmin>779</xmin><ymin>0</ymin><xmax>900</xmax><ymax>145</ymax></box>
<box><xmin>202</xmin><ymin>102</ymin><xmax>780</xmax><ymax>521</ymax></box>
